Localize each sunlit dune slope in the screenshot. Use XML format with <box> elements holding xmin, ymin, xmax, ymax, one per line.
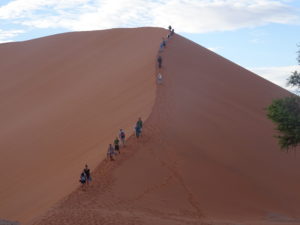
<box><xmin>0</xmin><ymin>27</ymin><xmax>167</xmax><ymax>223</ymax></box>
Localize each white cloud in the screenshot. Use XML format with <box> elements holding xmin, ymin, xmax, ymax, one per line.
<box><xmin>0</xmin><ymin>29</ymin><xmax>24</xmax><ymax>43</ymax></box>
<box><xmin>0</xmin><ymin>0</ymin><xmax>299</xmax><ymax>33</ymax></box>
<box><xmin>0</xmin><ymin>0</ymin><xmax>90</xmax><ymax>19</ymax></box>
<box><xmin>151</xmin><ymin>0</ymin><xmax>299</xmax><ymax>33</ymax></box>
<box><xmin>250</xmin><ymin>65</ymin><xmax>300</xmax><ymax>91</ymax></box>
<box><xmin>24</xmin><ymin>0</ymin><xmax>157</xmax><ymax>31</ymax></box>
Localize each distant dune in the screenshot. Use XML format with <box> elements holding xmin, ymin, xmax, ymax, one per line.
<box><xmin>1</xmin><ymin>28</ymin><xmax>300</xmax><ymax>225</ymax></box>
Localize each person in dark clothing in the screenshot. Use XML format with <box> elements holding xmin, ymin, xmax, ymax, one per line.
<box><xmin>136</xmin><ymin>117</ymin><xmax>143</xmax><ymax>136</ymax></box>
<box><xmin>107</xmin><ymin>144</ymin><xmax>115</xmax><ymax>161</ymax></box>
<box><xmin>135</xmin><ymin>125</ymin><xmax>141</xmax><ymax>138</ymax></box>
<box><xmin>162</xmin><ymin>38</ymin><xmax>166</xmax><ymax>47</ymax></box>
<box><xmin>157</xmin><ymin>55</ymin><xmax>162</xmax><ymax>68</ymax></box>
<box><xmin>119</xmin><ymin>129</ymin><xmax>126</xmax><ymax>146</ymax></box>
<box><xmin>114</xmin><ymin>137</ymin><xmax>120</xmax><ymax>154</ymax></box>
<box><xmin>84</xmin><ymin>164</ymin><xmax>91</xmax><ymax>184</ymax></box>
<box><xmin>171</xmin><ymin>29</ymin><xmax>175</xmax><ymax>36</ymax></box>
<box><xmin>79</xmin><ymin>171</ymin><xmax>86</xmax><ymax>189</ymax></box>
<box><xmin>168</xmin><ymin>25</ymin><xmax>172</xmax><ymax>31</ymax></box>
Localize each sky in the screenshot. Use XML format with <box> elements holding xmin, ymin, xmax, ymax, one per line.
<box><xmin>0</xmin><ymin>0</ymin><xmax>299</xmax><ymax>91</ymax></box>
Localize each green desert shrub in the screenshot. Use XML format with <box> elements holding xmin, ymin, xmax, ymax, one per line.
<box><xmin>267</xmin><ymin>96</ymin><xmax>300</xmax><ymax>150</ymax></box>
<box><xmin>267</xmin><ymin>44</ymin><xmax>300</xmax><ymax>150</ymax></box>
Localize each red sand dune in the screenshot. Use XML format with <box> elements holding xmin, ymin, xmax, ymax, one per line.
<box><xmin>1</xmin><ymin>28</ymin><xmax>300</xmax><ymax>225</ymax></box>
<box><xmin>0</xmin><ymin>28</ymin><xmax>167</xmax><ymax>223</ymax></box>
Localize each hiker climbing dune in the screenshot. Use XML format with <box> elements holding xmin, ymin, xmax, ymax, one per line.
<box><xmin>157</xmin><ymin>55</ymin><xmax>162</xmax><ymax>69</ymax></box>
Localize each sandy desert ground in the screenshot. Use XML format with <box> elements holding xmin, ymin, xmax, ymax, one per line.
<box><xmin>0</xmin><ymin>27</ymin><xmax>166</xmax><ymax>223</ymax></box>
<box><xmin>1</xmin><ymin>28</ymin><xmax>300</xmax><ymax>225</ymax></box>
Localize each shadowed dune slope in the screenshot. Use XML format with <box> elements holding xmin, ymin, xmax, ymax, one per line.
<box><xmin>0</xmin><ymin>28</ymin><xmax>167</xmax><ymax>223</ymax></box>
<box><xmin>32</xmin><ymin>33</ymin><xmax>300</xmax><ymax>225</ymax></box>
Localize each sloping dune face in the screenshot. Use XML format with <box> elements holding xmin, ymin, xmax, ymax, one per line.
<box><xmin>151</xmin><ymin>35</ymin><xmax>300</xmax><ymax>222</ymax></box>
<box><xmin>0</xmin><ymin>28</ymin><xmax>167</xmax><ymax>223</ymax></box>
<box><xmin>33</xmin><ymin>33</ymin><xmax>300</xmax><ymax>225</ymax></box>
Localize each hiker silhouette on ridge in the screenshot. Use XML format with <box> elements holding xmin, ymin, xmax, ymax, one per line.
<box><xmin>136</xmin><ymin>117</ymin><xmax>143</xmax><ymax>136</ymax></box>
<box><xmin>107</xmin><ymin>144</ymin><xmax>115</xmax><ymax>161</ymax></box>
<box><xmin>157</xmin><ymin>73</ymin><xmax>163</xmax><ymax>84</ymax></box>
<box><xmin>79</xmin><ymin>171</ymin><xmax>86</xmax><ymax>189</ymax></box>
<box><xmin>114</xmin><ymin>137</ymin><xmax>120</xmax><ymax>154</ymax></box>
<box><xmin>135</xmin><ymin>125</ymin><xmax>141</xmax><ymax>138</ymax></box>
<box><xmin>162</xmin><ymin>37</ymin><xmax>166</xmax><ymax>47</ymax></box>
<box><xmin>84</xmin><ymin>164</ymin><xmax>91</xmax><ymax>185</ymax></box>
<box><xmin>171</xmin><ymin>29</ymin><xmax>175</xmax><ymax>36</ymax></box>
<box><xmin>157</xmin><ymin>55</ymin><xmax>162</xmax><ymax>68</ymax></box>
<box><xmin>119</xmin><ymin>129</ymin><xmax>126</xmax><ymax>146</ymax></box>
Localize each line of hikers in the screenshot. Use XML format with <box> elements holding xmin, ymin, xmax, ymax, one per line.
<box><xmin>106</xmin><ymin>128</ymin><xmax>125</xmax><ymax>161</ymax></box>
<box><xmin>159</xmin><ymin>26</ymin><xmax>174</xmax><ymax>53</ymax></box>
<box><xmin>157</xmin><ymin>25</ymin><xmax>175</xmax><ymax>84</ymax></box>
<box><xmin>79</xmin><ymin>25</ymin><xmax>175</xmax><ymax>189</ymax></box>
<box><xmin>79</xmin><ymin>118</ymin><xmax>143</xmax><ymax>189</ymax></box>
<box><xmin>107</xmin><ymin>117</ymin><xmax>143</xmax><ymax>161</ymax></box>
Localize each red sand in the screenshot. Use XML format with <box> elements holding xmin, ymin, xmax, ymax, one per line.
<box><xmin>1</xmin><ymin>28</ymin><xmax>300</xmax><ymax>225</ymax></box>
<box><xmin>0</xmin><ymin>28</ymin><xmax>167</xmax><ymax>223</ymax></box>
